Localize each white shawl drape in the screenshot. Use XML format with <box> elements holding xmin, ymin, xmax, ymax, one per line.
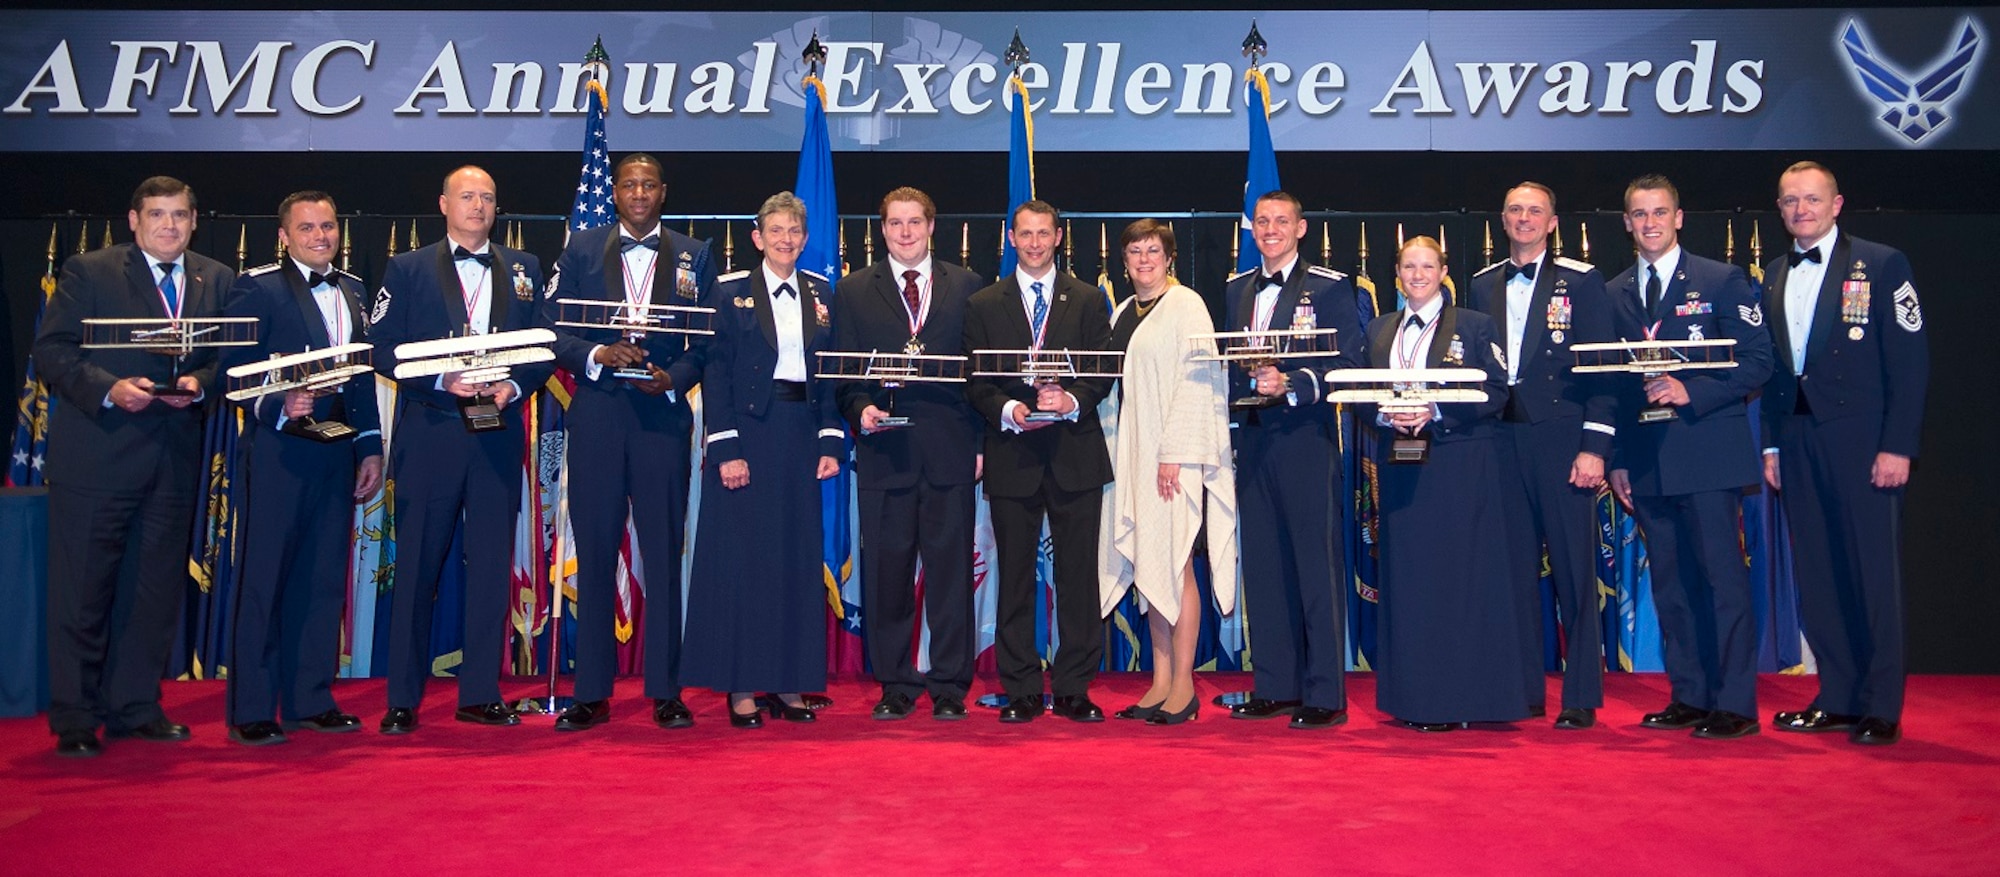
<box><xmin>1096</xmin><ymin>284</ymin><xmax>1239</xmax><ymax>624</ymax></box>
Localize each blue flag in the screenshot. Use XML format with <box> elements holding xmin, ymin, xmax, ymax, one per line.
<box><xmin>1000</xmin><ymin>74</ymin><xmax>1036</xmax><ymax>277</ymax></box>
<box><xmin>796</xmin><ymin>76</ymin><xmax>841</xmax><ymax>283</ymax></box>
<box><xmin>6</xmin><ymin>258</ymin><xmax>57</xmax><ymax>487</ymax></box>
<box><xmin>1239</xmin><ymin>69</ymin><xmax>1280</xmax><ymax>274</ymax></box>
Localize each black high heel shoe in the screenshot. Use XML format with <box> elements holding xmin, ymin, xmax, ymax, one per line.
<box><xmin>767</xmin><ymin>695</ymin><xmax>817</xmax><ymax>723</ymax></box>
<box><xmin>1145</xmin><ymin>697</ymin><xmax>1198</xmax><ymax>726</ymax></box>
<box><xmin>729</xmin><ymin>697</ymin><xmax>764</xmax><ymax>729</ymax></box>
<box><xmin>1115</xmin><ymin>700</ymin><xmax>1165</xmax><ymax>721</ymax></box>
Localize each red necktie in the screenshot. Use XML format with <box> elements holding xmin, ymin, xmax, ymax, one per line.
<box><xmin>902</xmin><ymin>270</ymin><xmax>923</xmax><ymax>329</ymax></box>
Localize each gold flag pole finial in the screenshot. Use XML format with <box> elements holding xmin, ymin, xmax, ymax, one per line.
<box><xmin>1580</xmin><ymin>223</ymin><xmax>1592</xmax><ymax>262</ymax></box>
<box><xmin>1098</xmin><ymin>223</ymin><xmax>1109</xmax><ymax>279</ymax></box>
<box><xmin>75</xmin><ymin>221</ymin><xmax>88</xmax><ymax>255</ymax></box>
<box><xmin>1357</xmin><ymin>222</ymin><xmax>1369</xmax><ymax>277</ymax></box>
<box><xmin>45</xmin><ymin>222</ymin><xmax>58</xmax><ymax>263</ymax></box>
<box><xmin>1064</xmin><ymin>219</ymin><xmax>1076</xmax><ymax>276</ymax></box>
<box><xmin>341</xmin><ymin>218</ymin><xmax>353</xmax><ymax>273</ymax></box>
<box><xmin>1438</xmin><ymin>225</ymin><xmax>1449</xmax><ymax>263</ymax></box>
<box><xmin>1751</xmin><ymin>221</ymin><xmax>1763</xmax><ymax>263</ymax></box>
<box><xmin>1395</xmin><ymin>222</ymin><xmax>1406</xmax><ymax>248</ymax></box>
<box><xmin>1319</xmin><ymin>220</ymin><xmax>1331</xmax><ymax>265</ymax></box>
<box><xmin>236</xmin><ymin>224</ymin><xmax>247</xmax><ymax>272</ymax></box>
<box><xmin>1552</xmin><ymin>224</ymin><xmax>1565</xmax><ymax>257</ymax></box>
<box><xmin>839</xmin><ymin>219</ymin><xmax>849</xmax><ymax>275</ymax></box>
<box><xmin>407</xmin><ymin>218</ymin><xmax>420</xmax><ymax>252</ymax></box>
<box><xmin>724</xmin><ymin>223</ymin><xmax>735</xmax><ymax>271</ymax></box>
<box><xmin>961</xmin><ymin>222</ymin><xmax>971</xmax><ymax>267</ymax></box>
<box><xmin>1482</xmin><ymin>221</ymin><xmax>1493</xmax><ymax>265</ymax></box>
<box><xmin>863</xmin><ymin>218</ymin><xmax>875</xmax><ymax>266</ymax></box>
<box><xmin>1725</xmin><ymin>219</ymin><xmax>1736</xmax><ymax>264</ymax></box>
<box><xmin>100</xmin><ymin>222</ymin><xmax>113</xmax><ymax>250</ymax></box>
<box><xmin>386</xmin><ymin>222</ymin><xmax>398</xmax><ymax>259</ymax></box>
<box><xmin>1231</xmin><ymin>219</ymin><xmax>1241</xmax><ymax>266</ymax></box>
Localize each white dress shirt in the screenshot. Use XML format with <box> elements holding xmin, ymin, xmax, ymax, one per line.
<box><xmin>764</xmin><ymin>262</ymin><xmax>808</xmax><ymax>382</ymax></box>
<box><xmin>1785</xmin><ymin>226</ymin><xmax>1838</xmax><ymax>375</ymax></box>
<box><xmin>1504</xmin><ymin>250</ymin><xmax>1543</xmax><ymax>384</ymax></box>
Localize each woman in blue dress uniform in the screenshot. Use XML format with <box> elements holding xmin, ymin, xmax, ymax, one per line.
<box><xmin>682</xmin><ymin>192</ymin><xmax>845</xmax><ymax>728</ymax></box>
<box><xmin>1362</xmin><ymin>236</ymin><xmax>1530</xmax><ymax>732</ymax></box>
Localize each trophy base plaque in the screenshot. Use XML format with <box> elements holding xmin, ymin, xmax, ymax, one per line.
<box><xmin>457</xmin><ymin>395</ymin><xmax>506</xmax><ymax>433</ymax></box>
<box><xmin>148</xmin><ymin>384</ymin><xmax>197</xmax><ymax>397</ymax></box>
<box><xmin>1232</xmin><ymin>394</ymin><xmax>1282</xmax><ymax>409</ymax></box>
<box><xmin>874</xmin><ymin>415</ymin><xmax>913</xmax><ymax>430</ymax></box>
<box><xmin>1638</xmin><ymin>406</ymin><xmax>1678</xmax><ymax>424</ymax></box>
<box><xmin>611</xmin><ymin>366</ymin><xmax>656</xmax><ymax>381</ymax></box>
<box><xmin>1390</xmin><ymin>435</ymin><xmax>1431</xmax><ymax>464</ymax></box>
<box><xmin>1024</xmin><ymin>411</ymin><xmax>1066</xmax><ymax>423</ymax></box>
<box><xmin>284</xmin><ymin>418</ymin><xmax>357</xmax><ymax>443</ymax></box>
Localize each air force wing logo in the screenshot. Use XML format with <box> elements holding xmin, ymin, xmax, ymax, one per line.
<box><xmin>1840</xmin><ymin>18</ymin><xmax>1985</xmax><ymax>145</ymax></box>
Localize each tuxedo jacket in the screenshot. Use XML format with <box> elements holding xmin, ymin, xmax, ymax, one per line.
<box><xmin>32</xmin><ymin>243</ymin><xmax>235</xmax><ymax>489</ymax></box>
<box><xmin>961</xmin><ymin>272</ymin><xmax>1114</xmax><ymax>499</ymax></box>
<box><xmin>1606</xmin><ymin>250</ymin><xmax>1774</xmax><ymax>496</ymax></box>
<box><xmin>1466</xmin><ymin>251</ymin><xmax>1618</xmax><ymax>458</ymax></box>
<box><xmin>1361</xmin><ymin>306</ymin><xmax>1508</xmax><ymax>444</ymax></box>
<box><xmin>370</xmin><ymin>240</ymin><xmax>554</xmax><ymax>413</ymax></box>
<box><xmin>222</xmin><ymin>259</ymin><xmax>383</xmax><ymax>461</ymax></box>
<box><xmin>831</xmin><ymin>259</ymin><xmax>985</xmax><ymax>489</ymax></box>
<box><xmin>543</xmin><ymin>223</ymin><xmax>717</xmax><ymax>430</ymax></box>
<box><xmin>1759</xmin><ymin>232</ymin><xmax>1929</xmax><ymax>459</ymax></box>
<box><xmin>1221</xmin><ymin>261</ymin><xmax>1367</xmax><ymax>423</ymax></box>
<box><xmin>701</xmin><ymin>268</ymin><xmax>844</xmax><ymax>463</ymax></box>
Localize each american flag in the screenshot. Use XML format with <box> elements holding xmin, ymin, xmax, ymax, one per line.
<box><xmin>568</xmin><ymin>73</ymin><xmax>614</xmax><ymax>236</ymax></box>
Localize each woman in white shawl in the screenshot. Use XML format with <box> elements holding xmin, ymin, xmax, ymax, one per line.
<box><xmin>1096</xmin><ymin>219</ymin><xmax>1237</xmax><ymax>725</ymax></box>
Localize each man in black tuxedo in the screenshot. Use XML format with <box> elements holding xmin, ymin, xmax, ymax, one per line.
<box><xmin>33</xmin><ymin>176</ymin><xmax>236</xmax><ymax>757</ymax></box>
<box><xmin>833</xmin><ymin>187</ymin><xmax>985</xmax><ymax>721</ymax></box>
<box><xmin>541</xmin><ymin>153</ymin><xmax>715</xmax><ymax>732</ymax></box>
<box><xmin>220</xmin><ymin>191</ymin><xmax>383</xmax><ymax>745</ymax></box>
<box><xmin>370</xmin><ymin>166</ymin><xmax>554</xmax><ymax>734</ymax></box>
<box><xmin>962</xmin><ymin>200</ymin><xmax>1113</xmax><ymax>723</ymax></box>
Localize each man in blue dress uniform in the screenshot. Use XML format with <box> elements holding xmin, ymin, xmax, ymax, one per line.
<box><xmin>371</xmin><ymin>166</ymin><xmax>554</xmax><ymax>733</ymax></box>
<box><xmin>1466</xmin><ymin>182</ymin><xmax>1615</xmax><ymax>730</ymax></box>
<box><xmin>1606</xmin><ymin>175</ymin><xmax>1774</xmax><ymax>740</ymax></box>
<box><xmin>1760</xmin><ymin>161</ymin><xmax>1928</xmax><ymax>746</ymax></box>
<box><xmin>831</xmin><ymin>187</ymin><xmax>985</xmax><ymax>721</ymax></box>
<box><xmin>542</xmin><ymin>154</ymin><xmax>715</xmax><ymax>732</ymax></box>
<box><xmin>221</xmin><ymin>191</ymin><xmax>383</xmax><ymax>745</ymax></box>
<box><xmin>1222</xmin><ymin>191</ymin><xmax>1367</xmax><ymax>730</ymax></box>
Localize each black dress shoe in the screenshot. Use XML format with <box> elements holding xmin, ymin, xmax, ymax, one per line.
<box><xmin>1640</xmin><ymin>702</ymin><xmax>1710</xmax><ymax>730</ymax></box>
<box><xmin>872</xmin><ymin>691</ymin><xmax>915</xmax><ymax>720</ymax></box>
<box><xmin>554</xmin><ymin>700</ymin><xmax>610</xmax><ymax>731</ymax></box>
<box><xmin>932</xmin><ymin>696</ymin><xmax>968</xmax><ymax>721</ymax></box>
<box><xmin>1554</xmin><ymin>708</ymin><xmax>1597</xmax><ymax>730</ymax></box>
<box><xmin>1230</xmin><ymin>698</ymin><xmax>1302</xmax><ymax>720</ymax></box>
<box><xmin>109</xmin><ymin>718</ymin><xmax>190</xmax><ymax>742</ymax></box>
<box><xmin>653</xmin><ymin>698</ymin><xmax>694</xmax><ymax>729</ymax></box>
<box><xmin>54</xmin><ymin>729</ymin><xmax>101</xmax><ymax>758</ymax></box>
<box><xmin>1403</xmin><ymin>720</ymin><xmax>1460</xmax><ymax>733</ymax></box>
<box><xmin>292</xmin><ymin>709</ymin><xmax>362</xmax><ymax>733</ymax></box>
<box><xmin>1114</xmin><ymin>701</ymin><xmax>1164</xmax><ymax>721</ymax></box>
<box><xmin>1773</xmin><ymin>708</ymin><xmax>1862</xmax><ymax>733</ymax></box>
<box><xmin>1050</xmin><ymin>695</ymin><xmax>1105</xmax><ymax>723</ymax></box>
<box><xmin>728</xmin><ymin>707</ymin><xmax>764</xmax><ymax>729</ymax></box>
<box><xmin>998</xmin><ymin>698</ymin><xmax>1042</xmax><ymax>723</ymax></box>
<box><xmin>1850</xmin><ymin>717</ymin><xmax>1902</xmax><ymax>746</ymax></box>
<box><xmin>1146</xmin><ymin>698</ymin><xmax>1199</xmax><ymax>726</ymax></box>
<box><xmin>454</xmin><ymin>702</ymin><xmax>522</xmax><ymax>726</ymax></box>
<box><xmin>1290</xmin><ymin>707</ymin><xmax>1349</xmax><ymax>729</ymax></box>
<box><xmin>768</xmin><ymin>700</ymin><xmax>816</xmax><ymax>723</ymax></box>
<box><xmin>379</xmin><ymin>707</ymin><xmax>417</xmax><ymax>735</ymax></box>
<box><xmin>1527</xmin><ymin>704</ymin><xmax>1547</xmax><ymax>718</ymax></box>
<box><xmin>1691</xmin><ymin>710</ymin><xmax>1760</xmax><ymax>739</ymax></box>
<box><xmin>229</xmin><ymin>721</ymin><xmax>288</xmax><ymax>746</ymax></box>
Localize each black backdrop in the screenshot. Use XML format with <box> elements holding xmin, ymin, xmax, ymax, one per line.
<box><xmin>3</xmin><ymin>0</ymin><xmax>1995</xmax><ymax>672</ymax></box>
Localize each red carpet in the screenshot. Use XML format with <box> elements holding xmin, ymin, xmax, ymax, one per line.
<box><xmin>3</xmin><ymin>673</ymin><xmax>1997</xmax><ymax>875</ymax></box>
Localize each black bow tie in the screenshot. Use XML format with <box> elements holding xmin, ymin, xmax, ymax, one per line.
<box><xmin>1504</xmin><ymin>261</ymin><xmax>1538</xmax><ymax>282</ymax></box>
<box><xmin>453</xmin><ymin>246</ymin><xmax>493</xmax><ymax>267</ymax></box>
<box><xmin>1405</xmin><ymin>313</ymin><xmax>1428</xmax><ymax>331</ymax></box>
<box><xmin>1787</xmin><ymin>247</ymin><xmax>1823</xmax><ymax>267</ymax></box>
<box><xmin>622</xmin><ymin>234</ymin><xmax>659</xmax><ymax>253</ymax></box>
<box><xmin>307</xmin><ymin>271</ymin><xmax>334</xmax><ymax>289</ymax></box>
<box><xmin>1261</xmin><ymin>271</ymin><xmax>1285</xmax><ymax>288</ymax></box>
<box><xmin>774</xmin><ymin>282</ymin><xmax>795</xmax><ymax>299</ymax></box>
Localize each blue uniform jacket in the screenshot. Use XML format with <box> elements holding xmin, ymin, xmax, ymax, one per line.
<box><xmin>1221</xmin><ymin>262</ymin><xmax>1368</xmax><ymax>424</ymax></box>
<box><xmin>1466</xmin><ymin>252</ymin><xmax>1618</xmax><ymax>459</ymax></box>
<box><xmin>369</xmin><ymin>240</ymin><xmax>555</xmax><ymax>411</ymax></box>
<box><xmin>1759</xmin><ymin>232</ymin><xmax>1929</xmax><ymax>459</ymax></box>
<box><xmin>222</xmin><ymin>260</ymin><xmax>383</xmax><ymax>461</ymax></box>
<box><xmin>702</xmin><ymin>267</ymin><xmax>844</xmax><ymax>463</ymax></box>
<box><xmin>1605</xmin><ymin>250</ymin><xmax>1774</xmax><ymax>496</ymax></box>
<box><xmin>542</xmin><ymin>223</ymin><xmax>717</xmax><ymax>422</ymax></box>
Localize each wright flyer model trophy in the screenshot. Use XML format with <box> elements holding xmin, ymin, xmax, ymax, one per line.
<box><xmin>82</xmin><ymin>316</ymin><xmax>259</xmax><ymax>395</ymax></box>
<box><xmin>816</xmin><ymin>349</ymin><xmax>968</xmax><ymax>429</ymax></box>
<box><xmin>391</xmin><ymin>328</ymin><xmax>557</xmax><ymax>432</ymax></box>
<box><xmin>1571</xmin><ymin>333</ymin><xmax>1738</xmax><ymax>423</ymax></box>
<box><xmin>552</xmin><ymin>297</ymin><xmax>717</xmax><ymax>381</ymax></box>
<box><xmin>1193</xmin><ymin>326</ymin><xmax>1342</xmax><ymax>409</ymax></box>
<box><xmin>225</xmin><ymin>343</ymin><xmax>375</xmax><ymax>442</ymax></box>
<box><xmin>971</xmin><ymin>348</ymin><xmax>1125</xmax><ymax>422</ymax></box>
<box><xmin>1325</xmin><ymin>368</ymin><xmax>1491</xmax><ymax>464</ymax></box>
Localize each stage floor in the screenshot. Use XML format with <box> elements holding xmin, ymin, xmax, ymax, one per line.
<box><xmin>3</xmin><ymin>672</ymin><xmax>1996</xmax><ymax>874</ymax></box>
